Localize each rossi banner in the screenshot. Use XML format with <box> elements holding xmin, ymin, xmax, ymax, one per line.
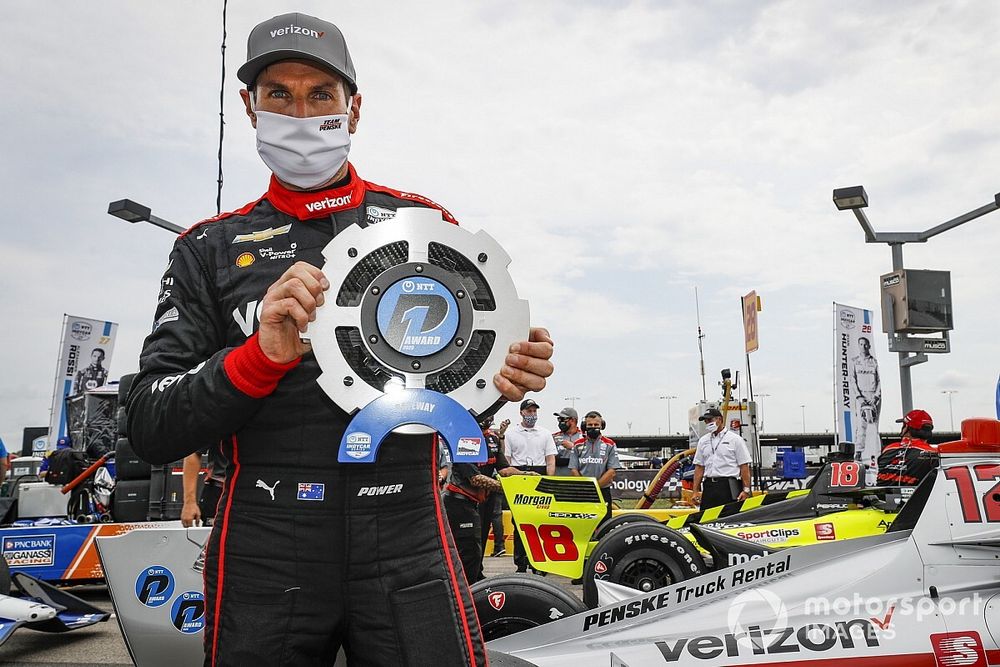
<box><xmin>47</xmin><ymin>314</ymin><xmax>118</xmax><ymax>447</ymax></box>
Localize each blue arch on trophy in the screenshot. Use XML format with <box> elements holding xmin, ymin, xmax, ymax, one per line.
<box><xmin>339</xmin><ymin>388</ymin><xmax>487</xmax><ymax>463</ymax></box>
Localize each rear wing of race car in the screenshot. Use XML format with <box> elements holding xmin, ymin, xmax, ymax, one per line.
<box><xmin>501</xmin><ymin>475</ymin><xmax>606</xmax><ymax>579</ymax></box>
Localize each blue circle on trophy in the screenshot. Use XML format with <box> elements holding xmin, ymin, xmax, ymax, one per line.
<box><xmin>376</xmin><ymin>277</ymin><xmax>459</xmax><ymax>357</ymax></box>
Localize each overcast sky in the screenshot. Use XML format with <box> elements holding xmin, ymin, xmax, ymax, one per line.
<box><xmin>2</xmin><ymin>0</ymin><xmax>998</xmax><ymax>451</ymax></box>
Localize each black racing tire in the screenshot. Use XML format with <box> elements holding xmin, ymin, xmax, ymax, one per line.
<box><xmin>0</xmin><ymin>555</ymin><xmax>11</xmax><ymax>596</ymax></box>
<box><xmin>591</xmin><ymin>512</ymin><xmax>661</xmax><ymax>543</ymax></box>
<box><xmin>583</xmin><ymin>523</ymin><xmax>706</xmax><ymax>608</ymax></box>
<box><xmin>471</xmin><ymin>574</ymin><xmax>587</xmax><ymax>641</ymax></box>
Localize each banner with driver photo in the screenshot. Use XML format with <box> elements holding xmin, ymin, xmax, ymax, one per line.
<box><xmin>834</xmin><ymin>303</ymin><xmax>881</xmax><ymax>476</ymax></box>
<box><xmin>47</xmin><ymin>314</ymin><xmax>119</xmax><ymax>446</ymax></box>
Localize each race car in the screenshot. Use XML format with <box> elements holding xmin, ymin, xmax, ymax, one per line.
<box><xmin>488</xmin><ymin>417</ymin><xmax>1000</xmax><ymax>665</ymax></box>
<box><xmin>502</xmin><ymin>453</ymin><xmax>915</xmax><ymax>607</ymax></box>
<box><xmin>0</xmin><ymin>555</ymin><xmax>111</xmax><ymax>647</ymax></box>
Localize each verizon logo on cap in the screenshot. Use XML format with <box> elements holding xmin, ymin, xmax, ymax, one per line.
<box><xmin>270</xmin><ymin>25</ymin><xmax>325</xmax><ymax>39</ymax></box>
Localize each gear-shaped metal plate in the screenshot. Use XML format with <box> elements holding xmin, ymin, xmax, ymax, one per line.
<box><xmin>306</xmin><ymin>207</ymin><xmax>530</xmax><ymax>418</ymax></box>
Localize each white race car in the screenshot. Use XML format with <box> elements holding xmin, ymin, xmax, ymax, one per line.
<box><xmin>488</xmin><ymin>418</ymin><xmax>1000</xmax><ymax>666</ymax></box>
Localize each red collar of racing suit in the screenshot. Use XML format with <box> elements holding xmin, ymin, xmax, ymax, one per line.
<box><xmin>883</xmin><ymin>437</ymin><xmax>936</xmax><ymax>453</ymax></box>
<box><xmin>265</xmin><ymin>163</ymin><xmax>367</xmax><ymax>221</ymax></box>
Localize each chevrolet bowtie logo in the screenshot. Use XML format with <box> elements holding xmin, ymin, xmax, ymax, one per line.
<box><xmin>232</xmin><ymin>224</ymin><xmax>293</xmax><ymax>244</ymax></box>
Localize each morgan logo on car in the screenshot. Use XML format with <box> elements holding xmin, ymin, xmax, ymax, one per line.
<box><xmin>2</xmin><ymin>535</ymin><xmax>55</xmax><ymax>567</ymax></box>
<box><xmin>488</xmin><ymin>592</ymin><xmax>505</xmax><ymax>611</ymax></box>
<box><xmin>736</xmin><ymin>527</ymin><xmax>800</xmax><ymax>544</ymax></box>
<box><xmin>512</xmin><ymin>493</ymin><xmax>551</xmax><ymax>509</ymax></box>
<box><xmin>655</xmin><ymin>618</ymin><xmax>879</xmax><ymax>662</ymax></box>
<box><xmin>815</xmin><ymin>522</ymin><xmax>836</xmax><ymax>540</ymax></box>
<box><xmin>930</xmin><ymin>631</ymin><xmax>987</xmax><ymax>667</ymax></box>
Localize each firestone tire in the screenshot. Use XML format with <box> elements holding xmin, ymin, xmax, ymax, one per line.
<box><xmin>471</xmin><ymin>573</ymin><xmax>587</xmax><ymax>641</ymax></box>
<box><xmin>591</xmin><ymin>512</ymin><xmax>661</xmax><ymax>543</ymax></box>
<box><xmin>583</xmin><ymin>523</ymin><xmax>706</xmax><ymax>608</ymax></box>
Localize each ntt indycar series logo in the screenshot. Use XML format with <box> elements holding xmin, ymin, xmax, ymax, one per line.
<box><xmin>344</xmin><ymin>432</ymin><xmax>372</xmax><ymax>459</ymax></box>
<box><xmin>376</xmin><ymin>277</ymin><xmax>459</xmax><ymax>356</ymax></box>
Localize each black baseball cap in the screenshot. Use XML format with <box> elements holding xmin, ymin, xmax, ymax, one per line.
<box><xmin>555</xmin><ymin>407</ymin><xmax>578</xmax><ymax>420</ymax></box>
<box><xmin>699</xmin><ymin>408</ymin><xmax>723</xmax><ymax>422</ymax></box>
<box><xmin>238</xmin><ymin>13</ymin><xmax>358</xmax><ymax>93</ymax></box>
<box><xmin>520</xmin><ymin>399</ymin><xmax>540</xmax><ymax>411</ymax></box>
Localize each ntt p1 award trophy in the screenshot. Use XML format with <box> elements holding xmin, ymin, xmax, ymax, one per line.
<box><xmin>304</xmin><ymin>207</ymin><xmax>529</xmax><ymax>463</ymax></box>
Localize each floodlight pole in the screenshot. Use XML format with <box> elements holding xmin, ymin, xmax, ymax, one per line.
<box><xmin>833</xmin><ymin>188</ymin><xmax>1000</xmax><ymax>414</ymax></box>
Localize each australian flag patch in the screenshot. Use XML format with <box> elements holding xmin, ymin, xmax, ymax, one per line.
<box><xmin>297</xmin><ymin>483</ymin><xmax>325</xmax><ymax>501</ymax></box>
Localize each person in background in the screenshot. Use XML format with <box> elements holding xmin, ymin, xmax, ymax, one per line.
<box><xmin>0</xmin><ymin>436</ymin><xmax>8</xmax><ymax>484</ymax></box>
<box><xmin>569</xmin><ymin>411</ymin><xmax>620</xmax><ymax>525</ymax></box>
<box><xmin>552</xmin><ymin>407</ymin><xmax>582</xmax><ymax>476</ymax></box>
<box><xmin>691</xmin><ymin>408</ymin><xmax>752</xmax><ymax>508</ymax></box>
<box><xmin>503</xmin><ymin>399</ymin><xmax>556</xmax><ymax>573</ymax></box>
<box><xmin>877</xmin><ymin>409</ymin><xmax>937</xmax><ymax>486</ymax></box>
<box><xmin>181</xmin><ymin>447</ymin><xmax>228</xmax><ymax>527</ymax></box>
<box><xmin>476</xmin><ymin>416</ymin><xmax>519</xmax><ymax>560</ymax></box>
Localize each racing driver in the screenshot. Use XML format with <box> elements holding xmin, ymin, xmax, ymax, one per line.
<box><xmin>126</xmin><ymin>12</ymin><xmax>553</xmax><ymax>667</ymax></box>
<box><xmin>877</xmin><ymin>409</ymin><xmax>938</xmax><ymax>486</ymax></box>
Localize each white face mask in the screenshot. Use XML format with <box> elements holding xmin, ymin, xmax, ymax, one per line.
<box><xmin>705</xmin><ymin>422</ymin><xmax>718</xmax><ymax>434</ymax></box>
<box><xmin>254</xmin><ymin>107</ymin><xmax>351</xmax><ymax>189</ymax></box>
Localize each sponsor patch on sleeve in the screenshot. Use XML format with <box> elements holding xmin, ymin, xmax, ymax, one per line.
<box><xmin>297</xmin><ymin>483</ymin><xmax>325</xmax><ymax>501</ymax></box>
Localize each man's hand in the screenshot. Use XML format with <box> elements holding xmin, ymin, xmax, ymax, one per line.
<box><xmin>691</xmin><ymin>491</ymin><xmax>702</xmax><ymax>505</ymax></box>
<box><xmin>493</xmin><ymin>327</ymin><xmax>554</xmax><ymax>401</ymax></box>
<box><xmin>737</xmin><ymin>491</ymin><xmax>749</xmax><ymax>502</ymax></box>
<box><xmin>181</xmin><ymin>500</ymin><xmax>201</xmax><ymax>528</ymax></box>
<box><xmin>498</xmin><ymin>419</ymin><xmax>511</xmax><ymax>435</ymax></box>
<box><xmin>258</xmin><ymin>262</ymin><xmax>330</xmax><ymax>364</ymax></box>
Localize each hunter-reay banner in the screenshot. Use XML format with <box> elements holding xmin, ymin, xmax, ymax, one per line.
<box><xmin>47</xmin><ymin>314</ymin><xmax>119</xmax><ymax>447</ymax></box>
<box><xmin>834</xmin><ymin>303</ymin><xmax>881</xmax><ymax>477</ymax></box>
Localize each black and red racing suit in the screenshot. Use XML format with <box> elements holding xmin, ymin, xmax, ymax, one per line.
<box><xmin>127</xmin><ymin>163</ymin><xmax>486</xmax><ymax>667</ymax></box>
<box><xmin>876</xmin><ymin>437</ymin><xmax>938</xmax><ymax>486</ymax></box>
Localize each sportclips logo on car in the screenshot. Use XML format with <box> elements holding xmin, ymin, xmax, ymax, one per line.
<box><xmin>736</xmin><ymin>527</ymin><xmax>800</xmax><ymax>544</ymax></box>
<box><xmin>512</xmin><ymin>493</ymin><xmax>551</xmax><ymax>509</ymax></box>
<box><xmin>655</xmin><ymin>618</ymin><xmax>880</xmax><ymax>662</ymax></box>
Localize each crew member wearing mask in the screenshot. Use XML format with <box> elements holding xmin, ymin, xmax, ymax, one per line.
<box><xmin>126</xmin><ymin>12</ymin><xmax>555</xmax><ymax>666</ymax></box>
<box><xmin>503</xmin><ymin>399</ymin><xmax>557</xmax><ymax>573</ymax></box>
<box><xmin>877</xmin><ymin>409</ymin><xmax>937</xmax><ymax>486</ymax></box>
<box><xmin>553</xmin><ymin>406</ymin><xmax>582</xmax><ymax>475</ymax></box>
<box><xmin>569</xmin><ymin>411</ymin><xmax>620</xmax><ymax>524</ymax></box>
<box><xmin>691</xmin><ymin>408</ymin><xmax>752</xmax><ymax>509</ymax></box>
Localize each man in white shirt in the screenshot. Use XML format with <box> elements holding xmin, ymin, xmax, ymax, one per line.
<box><xmin>502</xmin><ymin>398</ymin><xmax>556</xmax><ymax>573</ymax></box>
<box><xmin>691</xmin><ymin>408</ymin><xmax>752</xmax><ymax>509</ymax></box>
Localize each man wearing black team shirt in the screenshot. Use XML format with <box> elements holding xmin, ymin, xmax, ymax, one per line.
<box><xmin>877</xmin><ymin>409</ymin><xmax>937</xmax><ymax>486</ymax></box>
<box><xmin>445</xmin><ymin>416</ymin><xmax>520</xmax><ymax>582</ymax></box>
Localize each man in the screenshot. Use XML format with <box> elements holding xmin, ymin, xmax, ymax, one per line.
<box><xmin>444</xmin><ymin>416</ymin><xmax>520</xmax><ymax>582</ymax></box>
<box><xmin>851</xmin><ymin>336</ymin><xmax>882</xmax><ymax>467</ymax></box>
<box><xmin>553</xmin><ymin>406</ymin><xmax>582</xmax><ymax>476</ymax></box>
<box><xmin>503</xmin><ymin>399</ymin><xmax>556</xmax><ymax>573</ymax></box>
<box><xmin>126</xmin><ymin>13</ymin><xmax>553</xmax><ymax>666</ymax></box>
<box><xmin>74</xmin><ymin>348</ymin><xmax>108</xmax><ymax>394</ymax></box>
<box><xmin>569</xmin><ymin>411</ymin><xmax>620</xmax><ymax>524</ymax></box>
<box><xmin>691</xmin><ymin>408</ymin><xmax>752</xmax><ymax>509</ymax></box>
<box><xmin>181</xmin><ymin>447</ymin><xmax>228</xmax><ymax>527</ymax></box>
<box><xmin>0</xmin><ymin>436</ymin><xmax>7</xmax><ymax>485</ymax></box>
<box><xmin>877</xmin><ymin>409</ymin><xmax>937</xmax><ymax>486</ymax></box>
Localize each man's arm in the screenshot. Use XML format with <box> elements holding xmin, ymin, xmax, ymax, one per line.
<box><xmin>545</xmin><ymin>454</ymin><xmax>555</xmax><ymax>476</ymax></box>
<box><xmin>597</xmin><ymin>467</ymin><xmax>616</xmax><ymax>487</ymax></box>
<box><xmin>692</xmin><ymin>464</ymin><xmax>704</xmax><ymax>504</ymax></box>
<box><xmin>739</xmin><ymin>463</ymin><xmax>752</xmax><ymax>500</ymax></box>
<box><xmin>127</xmin><ymin>239</ymin><xmax>306</xmax><ymax>464</ymax></box>
<box><xmin>181</xmin><ymin>452</ymin><xmax>202</xmax><ymax>528</ymax></box>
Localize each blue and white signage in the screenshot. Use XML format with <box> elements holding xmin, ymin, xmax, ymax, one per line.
<box><xmin>376</xmin><ymin>277</ymin><xmax>459</xmax><ymax>357</ymax></box>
